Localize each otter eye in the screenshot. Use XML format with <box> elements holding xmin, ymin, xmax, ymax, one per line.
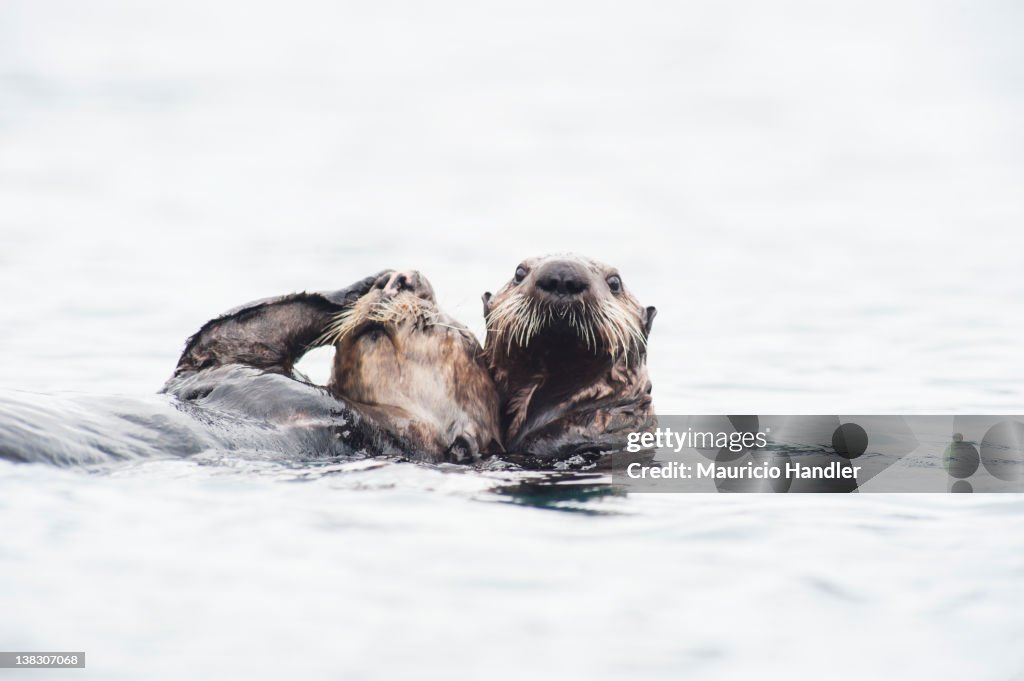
<box><xmin>606</xmin><ymin>274</ymin><xmax>622</xmax><ymax>293</ymax></box>
<box><xmin>357</xmin><ymin>323</ymin><xmax>384</xmax><ymax>342</ymax></box>
<box><xmin>514</xmin><ymin>266</ymin><xmax>528</xmax><ymax>283</ymax></box>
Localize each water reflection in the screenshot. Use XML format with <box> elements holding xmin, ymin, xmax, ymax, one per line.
<box><xmin>488</xmin><ymin>472</ymin><xmax>622</xmax><ymax>514</ymax></box>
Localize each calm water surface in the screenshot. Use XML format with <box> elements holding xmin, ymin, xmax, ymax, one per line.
<box><xmin>1</xmin><ymin>1</ymin><xmax>1023</xmax><ymax>678</ymax></box>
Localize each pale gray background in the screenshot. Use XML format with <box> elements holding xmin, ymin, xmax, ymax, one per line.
<box><xmin>0</xmin><ymin>1</ymin><xmax>1022</xmax><ymax>679</ymax></box>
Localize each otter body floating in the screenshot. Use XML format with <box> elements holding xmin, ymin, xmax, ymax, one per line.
<box><xmin>1</xmin><ymin>271</ymin><xmax>501</xmax><ymax>467</ymax></box>
<box><xmin>166</xmin><ymin>270</ymin><xmax>502</xmax><ymax>464</ymax></box>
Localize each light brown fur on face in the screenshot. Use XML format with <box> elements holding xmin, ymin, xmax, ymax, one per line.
<box><xmin>482</xmin><ymin>254</ymin><xmax>657</xmax><ymax>461</ymax></box>
<box><xmin>323</xmin><ymin>271</ymin><xmax>502</xmax><ymax>463</ymax></box>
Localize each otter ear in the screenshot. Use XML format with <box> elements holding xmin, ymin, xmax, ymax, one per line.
<box><xmin>481</xmin><ymin>292</ymin><xmax>493</xmax><ymax>317</ymax></box>
<box><xmin>643</xmin><ymin>306</ymin><xmax>657</xmax><ymax>336</ymax></box>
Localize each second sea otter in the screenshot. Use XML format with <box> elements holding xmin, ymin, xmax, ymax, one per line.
<box><xmin>482</xmin><ymin>254</ymin><xmax>657</xmax><ymax>462</ymax></box>
<box><xmin>167</xmin><ymin>270</ymin><xmax>501</xmax><ymax>464</ymax></box>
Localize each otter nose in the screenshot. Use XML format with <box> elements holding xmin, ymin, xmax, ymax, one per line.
<box><xmin>376</xmin><ymin>270</ymin><xmax>435</xmax><ymax>300</ymax></box>
<box><xmin>535</xmin><ymin>262</ymin><xmax>589</xmax><ymax>297</ymax></box>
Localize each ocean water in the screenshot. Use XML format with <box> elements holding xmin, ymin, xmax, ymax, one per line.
<box><xmin>1</xmin><ymin>0</ymin><xmax>1023</xmax><ymax>679</ymax></box>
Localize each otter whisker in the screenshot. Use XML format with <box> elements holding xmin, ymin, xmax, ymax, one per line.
<box><xmin>316</xmin><ymin>309</ymin><xmax>357</xmax><ymax>347</ymax></box>
<box><xmin>486</xmin><ymin>286</ymin><xmax>648</xmax><ymax>366</ymax></box>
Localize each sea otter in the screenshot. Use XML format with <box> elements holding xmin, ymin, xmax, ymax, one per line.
<box><xmin>481</xmin><ymin>254</ymin><xmax>656</xmax><ymax>463</ymax></box>
<box><xmin>0</xmin><ymin>271</ymin><xmax>501</xmax><ymax>467</ymax></box>
<box><xmin>164</xmin><ymin>270</ymin><xmax>501</xmax><ymax>464</ymax></box>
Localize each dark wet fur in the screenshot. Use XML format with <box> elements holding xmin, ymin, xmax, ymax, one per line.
<box><xmin>0</xmin><ymin>369</ymin><xmax>398</xmax><ymax>467</ymax></box>
<box><xmin>483</xmin><ymin>255</ymin><xmax>657</xmax><ymax>461</ymax></box>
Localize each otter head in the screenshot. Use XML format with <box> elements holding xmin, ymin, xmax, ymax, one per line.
<box><xmin>321</xmin><ymin>270</ymin><xmax>501</xmax><ymax>464</ymax></box>
<box><xmin>482</xmin><ymin>254</ymin><xmax>656</xmax><ymax>459</ymax></box>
